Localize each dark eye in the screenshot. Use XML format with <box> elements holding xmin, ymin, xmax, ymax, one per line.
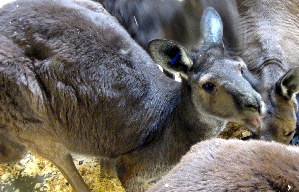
<box><xmin>202</xmin><ymin>82</ymin><xmax>215</xmax><ymax>93</ymax></box>
<box><xmin>286</xmin><ymin>130</ymin><xmax>295</xmax><ymax>137</ymax></box>
<box><xmin>241</xmin><ymin>67</ymin><xmax>244</xmax><ymax>74</ymax></box>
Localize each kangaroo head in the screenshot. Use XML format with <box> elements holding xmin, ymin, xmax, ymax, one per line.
<box><xmin>148</xmin><ymin>7</ymin><xmax>263</xmax><ymax>130</ymax></box>
<box><xmin>257</xmin><ymin>68</ymin><xmax>299</xmax><ymax>144</ymax></box>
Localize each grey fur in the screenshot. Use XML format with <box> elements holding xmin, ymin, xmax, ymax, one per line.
<box><xmin>147</xmin><ymin>138</ymin><xmax>299</xmax><ymax>192</ymax></box>
<box><xmin>236</xmin><ymin>0</ymin><xmax>299</xmax><ymax>144</ymax></box>
<box><xmin>200</xmin><ymin>7</ymin><xmax>223</xmax><ymax>47</ymax></box>
<box><xmin>200</xmin><ymin>0</ymin><xmax>243</xmax><ymax>55</ymax></box>
<box><xmin>0</xmin><ymin>0</ymin><xmax>262</xmax><ymax>191</ymax></box>
<box><xmin>99</xmin><ymin>0</ymin><xmax>202</xmax><ymax>51</ymax></box>
<box><xmin>100</xmin><ymin>0</ymin><xmax>242</xmax><ymax>81</ymax></box>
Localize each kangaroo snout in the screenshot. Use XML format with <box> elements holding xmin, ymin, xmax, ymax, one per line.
<box><xmin>231</xmin><ymin>87</ymin><xmax>263</xmax><ymax>116</ymax></box>
<box><xmin>232</xmin><ymin>90</ymin><xmax>264</xmax><ymax>129</ymax></box>
<box><xmin>240</xmin><ymin>95</ymin><xmax>262</xmax><ymax>113</ymax></box>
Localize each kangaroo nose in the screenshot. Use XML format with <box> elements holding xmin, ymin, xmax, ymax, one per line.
<box><xmin>241</xmin><ymin>97</ymin><xmax>261</xmax><ymax>113</ymax></box>
<box><xmin>244</xmin><ymin>103</ymin><xmax>259</xmax><ymax>112</ymax></box>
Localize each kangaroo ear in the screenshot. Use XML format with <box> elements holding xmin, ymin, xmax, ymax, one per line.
<box><xmin>276</xmin><ymin>67</ymin><xmax>299</xmax><ymax>100</ymax></box>
<box><xmin>201</xmin><ymin>7</ymin><xmax>223</xmax><ymax>47</ymax></box>
<box><xmin>148</xmin><ymin>39</ymin><xmax>193</xmax><ymax>79</ymax></box>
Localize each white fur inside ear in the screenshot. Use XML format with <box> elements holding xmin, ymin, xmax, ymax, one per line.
<box><xmin>179</xmin><ymin>73</ymin><xmax>188</xmax><ymax>80</ymax></box>
<box><xmin>180</xmin><ymin>49</ymin><xmax>193</xmax><ymax>69</ymax></box>
<box><xmin>281</xmin><ymin>83</ymin><xmax>289</xmax><ymax>98</ymax></box>
<box><xmin>158</xmin><ymin>65</ymin><xmax>181</xmax><ymax>82</ymax></box>
<box><xmin>174</xmin><ymin>73</ymin><xmax>181</xmax><ymax>82</ymax></box>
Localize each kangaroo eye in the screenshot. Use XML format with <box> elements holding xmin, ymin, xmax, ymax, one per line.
<box><xmin>285</xmin><ymin>130</ymin><xmax>295</xmax><ymax>137</ymax></box>
<box><xmin>202</xmin><ymin>82</ymin><xmax>215</xmax><ymax>93</ymax></box>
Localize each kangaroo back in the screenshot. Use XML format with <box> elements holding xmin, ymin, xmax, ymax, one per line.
<box><xmin>147</xmin><ymin>138</ymin><xmax>299</xmax><ymax>192</ymax></box>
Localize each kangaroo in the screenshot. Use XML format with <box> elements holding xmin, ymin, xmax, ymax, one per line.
<box><xmin>0</xmin><ymin>1</ymin><xmax>263</xmax><ymax>191</ymax></box>
<box><xmin>100</xmin><ymin>0</ymin><xmax>299</xmax><ymax>143</ymax></box>
<box><xmin>235</xmin><ymin>0</ymin><xmax>299</xmax><ymax>144</ymax></box>
<box><xmin>147</xmin><ymin>138</ymin><xmax>299</xmax><ymax>192</ymax></box>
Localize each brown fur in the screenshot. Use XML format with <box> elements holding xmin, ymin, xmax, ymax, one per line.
<box><xmin>236</xmin><ymin>0</ymin><xmax>299</xmax><ymax>143</ymax></box>
<box><xmin>0</xmin><ymin>1</ymin><xmax>263</xmax><ymax>191</ymax></box>
<box><xmin>148</xmin><ymin>138</ymin><xmax>299</xmax><ymax>192</ymax></box>
<box><xmin>0</xmin><ymin>133</ymin><xmax>27</xmax><ymax>163</ymax></box>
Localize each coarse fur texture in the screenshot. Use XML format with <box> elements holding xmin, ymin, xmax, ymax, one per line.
<box><xmin>148</xmin><ymin>138</ymin><xmax>299</xmax><ymax>192</ymax></box>
<box><xmin>0</xmin><ymin>0</ymin><xmax>263</xmax><ymax>191</ymax></box>
<box><xmin>236</xmin><ymin>0</ymin><xmax>299</xmax><ymax>144</ymax></box>
<box><xmin>0</xmin><ymin>133</ymin><xmax>27</xmax><ymax>163</ymax></box>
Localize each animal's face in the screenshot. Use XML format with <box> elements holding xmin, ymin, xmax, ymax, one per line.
<box><xmin>245</xmin><ymin>68</ymin><xmax>299</xmax><ymax>144</ymax></box>
<box><xmin>149</xmin><ymin>39</ymin><xmax>263</xmax><ymax>130</ymax></box>
<box><xmin>258</xmin><ymin>69</ymin><xmax>299</xmax><ymax>144</ymax></box>
<box><xmin>189</xmin><ymin>55</ymin><xmax>263</xmax><ymax>124</ymax></box>
<box><xmin>261</xmin><ymin>92</ymin><xmax>297</xmax><ymax>144</ymax></box>
<box><xmin>148</xmin><ymin>7</ymin><xmax>264</xmax><ymax>131</ymax></box>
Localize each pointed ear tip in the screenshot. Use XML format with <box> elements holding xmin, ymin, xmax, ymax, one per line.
<box><xmin>148</xmin><ymin>39</ymin><xmax>164</xmax><ymax>51</ymax></box>
<box><xmin>148</xmin><ymin>39</ymin><xmax>158</xmax><ymax>46</ymax></box>
<box><xmin>204</xmin><ymin>6</ymin><xmax>217</xmax><ymax>13</ymax></box>
<box><xmin>148</xmin><ymin>39</ymin><xmax>159</xmax><ymax>44</ymax></box>
<box><xmin>203</xmin><ymin>7</ymin><xmax>220</xmax><ymax>18</ymax></box>
<box><xmin>148</xmin><ymin>39</ymin><xmax>173</xmax><ymax>47</ymax></box>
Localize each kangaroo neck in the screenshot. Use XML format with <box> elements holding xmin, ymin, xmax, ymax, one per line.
<box><xmin>131</xmin><ymin>82</ymin><xmax>226</xmax><ymax>166</ymax></box>
<box><xmin>166</xmin><ymin>81</ymin><xmax>226</xmax><ymax>146</ymax></box>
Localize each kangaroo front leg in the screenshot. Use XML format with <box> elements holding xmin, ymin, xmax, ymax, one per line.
<box><xmin>25</xmin><ymin>136</ymin><xmax>90</xmax><ymax>192</ymax></box>
<box><xmin>49</xmin><ymin>153</ymin><xmax>90</xmax><ymax>192</ymax></box>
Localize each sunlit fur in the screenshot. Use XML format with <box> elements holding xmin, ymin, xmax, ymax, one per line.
<box><xmin>148</xmin><ymin>138</ymin><xmax>299</xmax><ymax>192</ymax></box>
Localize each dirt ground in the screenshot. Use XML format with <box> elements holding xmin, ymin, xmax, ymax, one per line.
<box><xmin>0</xmin><ymin>154</ymin><xmax>125</xmax><ymax>192</ymax></box>
<box><xmin>0</xmin><ymin>122</ymin><xmax>249</xmax><ymax>192</ymax></box>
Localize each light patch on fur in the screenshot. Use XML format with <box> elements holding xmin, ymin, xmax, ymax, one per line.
<box><xmin>281</xmin><ymin>83</ymin><xmax>289</xmax><ymax>98</ymax></box>
<box><xmin>158</xmin><ymin>65</ymin><xmax>181</xmax><ymax>82</ymax></box>
<box><xmin>133</xmin><ymin>16</ymin><xmax>139</xmax><ymax>27</ymax></box>
<box><xmin>0</xmin><ymin>0</ymin><xmax>15</xmax><ymax>8</ymax></box>
<box><xmin>287</xmin><ymin>146</ymin><xmax>299</xmax><ymax>153</ymax></box>
<box><xmin>174</xmin><ymin>74</ymin><xmax>181</xmax><ymax>82</ymax></box>
<box><xmin>260</xmin><ymin>99</ymin><xmax>266</xmax><ymax>115</ymax></box>
<box><xmin>119</xmin><ymin>49</ymin><xmax>130</xmax><ymax>55</ymax></box>
<box><xmin>181</xmin><ymin>49</ymin><xmax>193</xmax><ymax>69</ymax></box>
<box><xmin>199</xmin><ymin>74</ymin><xmax>213</xmax><ymax>82</ymax></box>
